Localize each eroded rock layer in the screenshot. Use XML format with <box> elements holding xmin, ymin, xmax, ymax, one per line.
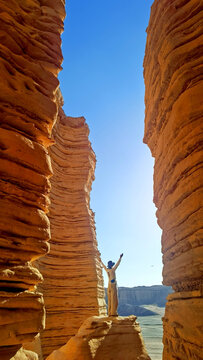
<box><xmin>37</xmin><ymin>103</ymin><xmax>106</xmax><ymax>357</ymax></box>
<box><xmin>0</xmin><ymin>0</ymin><xmax>65</xmax><ymax>358</ymax></box>
<box><xmin>144</xmin><ymin>0</ymin><xmax>203</xmax><ymax>359</ymax></box>
<box><xmin>46</xmin><ymin>316</ymin><xmax>151</xmax><ymax>360</ymax></box>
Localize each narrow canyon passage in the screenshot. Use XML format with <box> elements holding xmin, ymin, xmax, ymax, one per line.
<box><xmin>0</xmin><ymin>0</ymin><xmax>202</xmax><ymax>359</ymax></box>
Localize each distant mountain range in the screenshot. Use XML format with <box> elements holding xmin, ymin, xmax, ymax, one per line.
<box><xmin>105</xmin><ymin>285</ymin><xmax>173</xmax><ymax>316</ymax></box>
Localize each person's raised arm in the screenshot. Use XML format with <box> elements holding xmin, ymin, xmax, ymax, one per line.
<box><xmin>113</xmin><ymin>253</ymin><xmax>123</xmax><ymax>270</ymax></box>
<box><xmin>101</xmin><ymin>260</ymin><xmax>108</xmax><ymax>272</ymax></box>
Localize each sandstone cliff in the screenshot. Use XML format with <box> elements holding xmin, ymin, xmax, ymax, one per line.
<box><xmin>144</xmin><ymin>0</ymin><xmax>203</xmax><ymax>359</ymax></box>
<box><xmin>0</xmin><ymin>0</ymin><xmax>65</xmax><ymax>358</ymax></box>
<box><xmin>46</xmin><ymin>316</ymin><xmax>151</xmax><ymax>360</ymax></box>
<box><xmin>37</xmin><ymin>97</ymin><xmax>106</xmax><ymax>357</ymax></box>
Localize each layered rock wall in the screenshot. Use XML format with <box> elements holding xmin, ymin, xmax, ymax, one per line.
<box><xmin>37</xmin><ymin>99</ymin><xmax>106</xmax><ymax>357</ymax></box>
<box><xmin>0</xmin><ymin>1</ymin><xmax>65</xmax><ymax>358</ymax></box>
<box><xmin>144</xmin><ymin>0</ymin><xmax>203</xmax><ymax>359</ymax></box>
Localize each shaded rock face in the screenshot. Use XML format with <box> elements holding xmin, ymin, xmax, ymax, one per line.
<box><xmin>118</xmin><ymin>304</ymin><xmax>156</xmax><ymax>317</ymax></box>
<box><xmin>37</xmin><ymin>100</ymin><xmax>106</xmax><ymax>357</ymax></box>
<box><xmin>46</xmin><ymin>316</ymin><xmax>151</xmax><ymax>360</ymax></box>
<box><xmin>0</xmin><ymin>0</ymin><xmax>65</xmax><ymax>358</ymax></box>
<box><xmin>144</xmin><ymin>0</ymin><xmax>203</xmax><ymax>359</ymax></box>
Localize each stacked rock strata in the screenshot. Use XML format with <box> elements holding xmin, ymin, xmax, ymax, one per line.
<box><xmin>46</xmin><ymin>316</ymin><xmax>151</xmax><ymax>360</ymax></box>
<box><xmin>37</xmin><ymin>99</ymin><xmax>106</xmax><ymax>358</ymax></box>
<box><xmin>144</xmin><ymin>0</ymin><xmax>203</xmax><ymax>359</ymax></box>
<box><xmin>0</xmin><ymin>0</ymin><xmax>65</xmax><ymax>359</ymax></box>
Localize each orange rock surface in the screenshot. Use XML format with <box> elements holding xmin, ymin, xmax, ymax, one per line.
<box><xmin>37</xmin><ymin>97</ymin><xmax>106</xmax><ymax>357</ymax></box>
<box><xmin>144</xmin><ymin>0</ymin><xmax>203</xmax><ymax>359</ymax></box>
<box><xmin>46</xmin><ymin>316</ymin><xmax>151</xmax><ymax>360</ymax></box>
<box><xmin>0</xmin><ymin>0</ymin><xmax>65</xmax><ymax>358</ymax></box>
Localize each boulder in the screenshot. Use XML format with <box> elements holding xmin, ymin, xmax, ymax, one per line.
<box><xmin>46</xmin><ymin>316</ymin><xmax>151</xmax><ymax>360</ymax></box>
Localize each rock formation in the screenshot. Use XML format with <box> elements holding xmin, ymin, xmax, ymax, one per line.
<box><xmin>37</xmin><ymin>96</ymin><xmax>106</xmax><ymax>357</ymax></box>
<box><xmin>144</xmin><ymin>0</ymin><xmax>203</xmax><ymax>359</ymax></box>
<box><xmin>46</xmin><ymin>316</ymin><xmax>151</xmax><ymax>360</ymax></box>
<box><xmin>0</xmin><ymin>0</ymin><xmax>65</xmax><ymax>358</ymax></box>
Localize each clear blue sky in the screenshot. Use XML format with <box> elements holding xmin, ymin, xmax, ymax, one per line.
<box><xmin>59</xmin><ymin>0</ymin><xmax>162</xmax><ymax>287</ymax></box>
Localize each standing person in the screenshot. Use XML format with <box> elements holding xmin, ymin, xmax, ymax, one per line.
<box><xmin>101</xmin><ymin>253</ymin><xmax>123</xmax><ymax>316</ymax></box>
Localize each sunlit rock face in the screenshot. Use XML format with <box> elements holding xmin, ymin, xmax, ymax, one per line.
<box><xmin>46</xmin><ymin>316</ymin><xmax>151</xmax><ymax>360</ymax></box>
<box><xmin>0</xmin><ymin>0</ymin><xmax>65</xmax><ymax>359</ymax></box>
<box><xmin>37</xmin><ymin>94</ymin><xmax>107</xmax><ymax>357</ymax></box>
<box><xmin>144</xmin><ymin>0</ymin><xmax>203</xmax><ymax>359</ymax></box>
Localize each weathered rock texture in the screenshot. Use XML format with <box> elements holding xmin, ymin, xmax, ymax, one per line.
<box><xmin>46</xmin><ymin>316</ymin><xmax>151</xmax><ymax>360</ymax></box>
<box><xmin>144</xmin><ymin>0</ymin><xmax>203</xmax><ymax>359</ymax></box>
<box><xmin>0</xmin><ymin>0</ymin><xmax>65</xmax><ymax>358</ymax></box>
<box><xmin>37</xmin><ymin>100</ymin><xmax>106</xmax><ymax>357</ymax></box>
